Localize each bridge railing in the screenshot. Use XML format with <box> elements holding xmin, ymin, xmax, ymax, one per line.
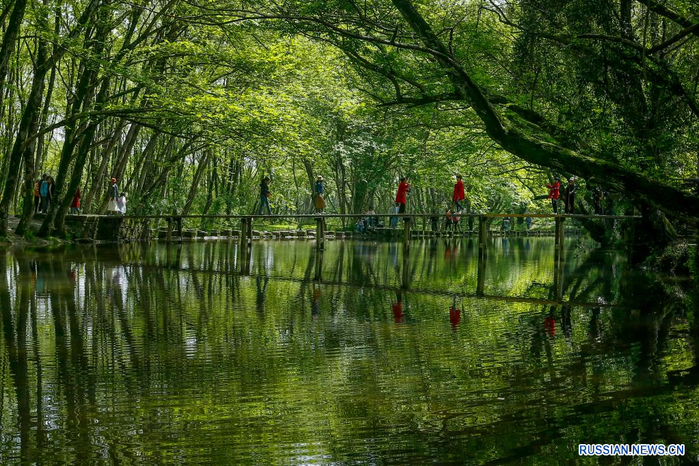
<box><xmin>119</xmin><ymin>212</ymin><xmax>638</xmax><ymax>243</ymax></box>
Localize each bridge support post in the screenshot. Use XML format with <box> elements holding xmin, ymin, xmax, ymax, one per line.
<box><xmin>478</xmin><ymin>216</ymin><xmax>487</xmax><ymax>255</ymax></box>
<box><xmin>316</xmin><ymin>217</ymin><xmax>324</xmax><ymax>250</ymax></box>
<box><xmin>403</xmin><ymin>217</ymin><xmax>412</xmax><ymax>251</ymax></box>
<box><xmin>240</xmin><ymin>218</ymin><xmax>248</xmax><ymax>248</ymax></box>
<box><xmin>402</xmin><ymin>244</ymin><xmax>410</xmax><ymax>290</ymax></box>
<box><xmin>176</xmin><ymin>217</ymin><xmax>183</xmax><ymax>240</ymax></box>
<box><xmin>554</xmin><ymin>216</ymin><xmax>565</xmax><ymax>252</ymax></box>
<box><xmin>314</xmin><ymin>250</ymin><xmax>324</xmax><ymax>281</ymax></box>
<box><xmin>553</xmin><ymin>217</ymin><xmax>565</xmax><ymax>300</ymax></box>
<box><xmin>166</xmin><ymin>217</ymin><xmax>173</xmax><ymax>243</ymax></box>
<box><xmin>477</xmin><ymin>215</ymin><xmax>487</xmax><ymax>296</ymax></box>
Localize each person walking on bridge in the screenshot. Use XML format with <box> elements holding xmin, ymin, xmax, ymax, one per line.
<box><xmin>33</xmin><ymin>179</ymin><xmax>41</xmax><ymax>214</ymax></box>
<box><xmin>547</xmin><ymin>176</ymin><xmax>561</xmax><ymax>214</ymax></box>
<box><xmin>453</xmin><ymin>174</ymin><xmax>465</xmax><ymax>210</ymax></box>
<box><xmin>564</xmin><ymin>177</ymin><xmax>577</xmax><ymax>214</ymax></box>
<box><xmin>258</xmin><ymin>176</ymin><xmax>272</xmax><ymax>215</ymax></box>
<box><xmin>69</xmin><ymin>188</ymin><xmax>81</xmax><ymax>215</ymax></box>
<box><xmin>44</xmin><ymin>176</ymin><xmax>54</xmax><ymax>213</ymax></box>
<box><xmin>39</xmin><ymin>174</ymin><xmax>49</xmax><ymax>213</ymax></box>
<box><xmin>108</xmin><ymin>178</ymin><xmax>120</xmax><ymax>215</ymax></box>
<box><xmin>314</xmin><ymin>175</ymin><xmax>326</xmax><ymax>213</ymax></box>
<box><xmin>392</xmin><ymin>177</ymin><xmax>410</xmax><ymax>229</ymax></box>
<box><xmin>395</xmin><ymin>176</ymin><xmax>410</xmax><ymax>213</ymax></box>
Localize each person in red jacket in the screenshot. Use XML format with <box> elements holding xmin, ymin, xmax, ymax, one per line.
<box><xmin>395</xmin><ymin>177</ymin><xmax>410</xmax><ymax>214</ymax></box>
<box><xmin>70</xmin><ymin>187</ymin><xmax>81</xmax><ymax>215</ymax></box>
<box><xmin>546</xmin><ymin>176</ymin><xmax>561</xmax><ymax>213</ymax></box>
<box><xmin>453</xmin><ymin>174</ymin><xmax>465</xmax><ymax>210</ymax></box>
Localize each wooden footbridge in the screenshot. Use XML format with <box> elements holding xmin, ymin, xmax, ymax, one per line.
<box><xmin>69</xmin><ymin>212</ymin><xmax>638</xmax><ymax>252</ymax></box>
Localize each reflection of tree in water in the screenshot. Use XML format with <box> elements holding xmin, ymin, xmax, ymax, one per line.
<box><xmin>256</xmin><ymin>275</ymin><xmax>269</xmax><ymax>316</ymax></box>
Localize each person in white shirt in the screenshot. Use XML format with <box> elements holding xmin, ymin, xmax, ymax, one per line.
<box><xmin>118</xmin><ymin>192</ymin><xmax>127</xmax><ymax>215</ymax></box>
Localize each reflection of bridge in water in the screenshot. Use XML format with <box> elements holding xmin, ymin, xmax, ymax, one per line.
<box><xmin>151</xmin><ymin>241</ymin><xmax>621</xmax><ymax>309</ymax></box>
<box><xmin>108</xmin><ymin>212</ymin><xmax>638</xmax><ymax>304</ymax></box>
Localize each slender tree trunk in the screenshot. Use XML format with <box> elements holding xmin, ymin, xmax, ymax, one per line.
<box><xmin>0</xmin><ymin>0</ymin><xmax>28</xmax><ymax>111</ymax></box>
<box><xmin>82</xmin><ymin>119</ymin><xmax>126</xmax><ymax>212</ymax></box>
<box><xmin>54</xmin><ymin>118</ymin><xmax>102</xmax><ymax>236</ymax></box>
<box><xmin>126</xmin><ymin>130</ymin><xmax>161</xmax><ymax>195</ymax></box>
<box><xmin>182</xmin><ymin>150</ymin><xmax>211</xmax><ymax>216</ymax></box>
<box><xmin>34</xmin><ymin>5</ymin><xmax>61</xmax><ymax>174</ymax></box>
<box><xmin>0</xmin><ymin>46</ymin><xmax>49</xmax><ymax>236</ymax></box>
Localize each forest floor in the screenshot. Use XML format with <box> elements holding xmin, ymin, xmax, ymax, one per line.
<box><xmin>1</xmin><ymin>216</ymin><xmax>61</xmax><ymax>247</ymax></box>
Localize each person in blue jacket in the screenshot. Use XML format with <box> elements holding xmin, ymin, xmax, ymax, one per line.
<box><xmin>315</xmin><ymin>175</ymin><xmax>326</xmax><ymax>213</ymax></box>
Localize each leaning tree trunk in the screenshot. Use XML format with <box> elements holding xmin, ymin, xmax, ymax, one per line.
<box><xmin>181</xmin><ymin>150</ymin><xmax>211</xmax><ymax>216</ymax></box>
<box><xmin>384</xmin><ymin>0</ymin><xmax>698</xmax><ymax>262</ymax></box>
<box><xmin>0</xmin><ymin>42</ymin><xmax>49</xmax><ymax>237</ymax></box>
<box><xmin>0</xmin><ymin>0</ymin><xmax>28</xmax><ymax>112</ymax></box>
<box><xmin>15</xmin><ymin>20</ymin><xmax>51</xmax><ymax>237</ymax></box>
<box><xmin>389</xmin><ymin>0</ymin><xmax>699</xmax><ymax>223</ymax></box>
<box><xmin>54</xmin><ymin>119</ymin><xmax>101</xmax><ymax>236</ymax></box>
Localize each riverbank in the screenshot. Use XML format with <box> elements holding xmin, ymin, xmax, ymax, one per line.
<box><xmin>0</xmin><ymin>216</ymin><xmax>68</xmax><ymax>248</ymax></box>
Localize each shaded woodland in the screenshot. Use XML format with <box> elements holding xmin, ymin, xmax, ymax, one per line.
<box><xmin>0</xmin><ymin>0</ymin><xmax>697</xmax><ymax>261</ymax></box>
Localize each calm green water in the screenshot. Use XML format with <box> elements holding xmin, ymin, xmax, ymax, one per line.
<box><xmin>0</xmin><ymin>238</ymin><xmax>697</xmax><ymax>464</ymax></box>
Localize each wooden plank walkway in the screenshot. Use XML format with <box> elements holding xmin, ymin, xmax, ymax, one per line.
<box><xmin>45</xmin><ymin>211</ymin><xmax>641</xmax><ymax>244</ymax></box>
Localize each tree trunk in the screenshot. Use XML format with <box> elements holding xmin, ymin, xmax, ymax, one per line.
<box><xmin>83</xmin><ymin>119</ymin><xmax>127</xmax><ymax>212</ymax></box>
<box><xmin>0</xmin><ymin>39</ymin><xmax>49</xmax><ymax>236</ymax></box>
<box><xmin>15</xmin><ymin>65</ymin><xmax>47</xmax><ymax>235</ymax></box>
<box><xmin>54</xmin><ymin>119</ymin><xmax>101</xmax><ymax>236</ymax></box>
<box><xmin>182</xmin><ymin>150</ymin><xmax>211</xmax><ymax>216</ymax></box>
<box><xmin>0</xmin><ymin>0</ymin><xmax>28</xmax><ymax>111</ymax></box>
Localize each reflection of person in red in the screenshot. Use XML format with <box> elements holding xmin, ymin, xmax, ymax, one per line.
<box><xmin>392</xmin><ymin>292</ymin><xmax>405</xmax><ymax>323</ymax></box>
<box><xmin>449</xmin><ymin>298</ymin><xmax>461</xmax><ymax>328</ymax></box>
<box><xmin>445</xmin><ymin>240</ymin><xmax>458</xmax><ymax>262</ymax></box>
<box><xmin>544</xmin><ymin>312</ymin><xmax>556</xmax><ymax>337</ymax></box>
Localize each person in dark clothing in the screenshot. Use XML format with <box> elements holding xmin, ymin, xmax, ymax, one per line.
<box><xmin>453</xmin><ymin>209</ymin><xmax>462</xmax><ymax>232</ymax></box>
<box><xmin>564</xmin><ymin>177</ymin><xmax>577</xmax><ymax>214</ymax></box>
<box><xmin>590</xmin><ymin>184</ymin><xmax>608</xmax><ymax>215</ymax></box>
<box><xmin>39</xmin><ymin>174</ymin><xmax>49</xmax><ymax>213</ymax></box>
<box><xmin>314</xmin><ymin>175</ymin><xmax>325</xmax><ymax>213</ymax></box>
<box><xmin>445</xmin><ymin>209</ymin><xmax>453</xmax><ymax>231</ymax></box>
<box><xmin>44</xmin><ymin>176</ymin><xmax>54</xmax><ymax>213</ymax></box>
<box><xmin>108</xmin><ymin>178</ymin><xmax>120</xmax><ymax>214</ymax></box>
<box><xmin>547</xmin><ymin>177</ymin><xmax>561</xmax><ymax>214</ymax></box>
<box><xmin>258</xmin><ymin>176</ymin><xmax>272</xmax><ymax>215</ymax></box>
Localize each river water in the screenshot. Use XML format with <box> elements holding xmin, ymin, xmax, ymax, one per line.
<box><xmin>0</xmin><ymin>238</ymin><xmax>697</xmax><ymax>464</ymax></box>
